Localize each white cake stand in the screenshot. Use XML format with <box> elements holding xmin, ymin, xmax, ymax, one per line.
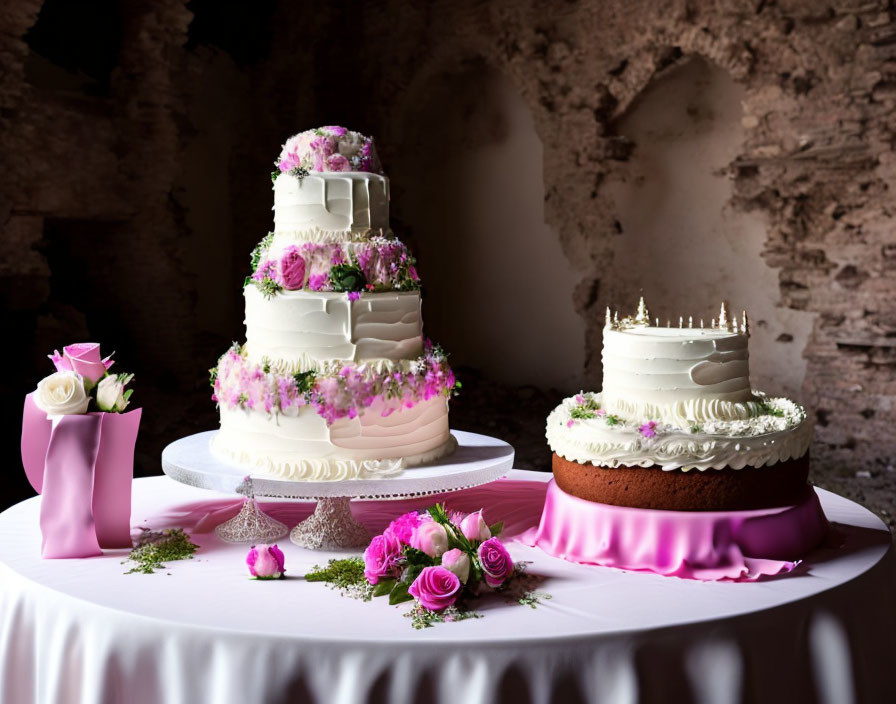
<box><xmin>160</xmin><ymin>430</ymin><xmax>514</xmax><ymax>549</ymax></box>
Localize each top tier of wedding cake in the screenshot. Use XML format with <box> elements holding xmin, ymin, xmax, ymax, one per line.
<box><xmin>272</xmin><ymin>127</ymin><xmax>389</xmax><ymax>241</ymax></box>
<box><xmin>601</xmin><ymin>299</ymin><xmax>760</xmax><ymax>425</ymax></box>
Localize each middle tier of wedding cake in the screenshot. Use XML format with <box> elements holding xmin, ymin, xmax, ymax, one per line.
<box><xmin>210</xmin><ymin>127</ymin><xmax>458</xmax><ymax>481</ymax></box>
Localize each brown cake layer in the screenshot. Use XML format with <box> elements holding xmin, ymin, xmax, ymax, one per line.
<box><xmin>552</xmin><ymin>452</ymin><xmax>810</xmax><ymax>511</ymax></box>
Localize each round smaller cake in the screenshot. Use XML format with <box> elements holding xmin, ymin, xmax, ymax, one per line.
<box><xmin>546</xmin><ymin>300</ymin><xmax>813</xmax><ymax>511</ymax></box>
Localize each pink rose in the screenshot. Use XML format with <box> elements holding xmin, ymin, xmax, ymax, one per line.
<box><xmin>441</xmin><ymin>548</ymin><xmax>471</xmax><ymax>583</ymax></box>
<box><xmin>50</xmin><ymin>343</ymin><xmax>114</xmax><ymax>386</ymax></box>
<box><xmin>246</xmin><ymin>544</ymin><xmax>285</xmax><ymax>579</ymax></box>
<box><xmin>326</xmin><ymin>153</ymin><xmax>351</xmax><ymax>172</ymax></box>
<box><xmin>477</xmin><ymin>538</ymin><xmax>514</xmax><ymax>588</ymax></box>
<box><xmin>323</xmin><ymin>125</ymin><xmax>347</xmax><ymax>136</ymax></box>
<box><xmin>386</xmin><ymin>511</ymin><xmax>422</xmax><ymax>545</ymax></box>
<box><xmin>308</xmin><ymin>273</ymin><xmax>328</xmax><ymax>291</ymax></box>
<box><xmin>460</xmin><ymin>510</ymin><xmax>491</xmax><ymax>542</ymax></box>
<box><xmin>363</xmin><ymin>531</ymin><xmax>404</xmax><ymax>585</ymax></box>
<box><xmin>412</xmin><ymin>520</ymin><xmax>449</xmax><ymax>558</ymax></box>
<box><xmin>278</xmin><ymin>246</ymin><xmax>306</xmax><ymax>290</ymax></box>
<box><xmin>408</xmin><ymin>566</ymin><xmax>461</xmax><ymax>611</ymax></box>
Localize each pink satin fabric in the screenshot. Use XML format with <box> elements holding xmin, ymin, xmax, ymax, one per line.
<box><xmin>21</xmin><ymin>394</ymin><xmax>142</xmax><ymax>558</ymax></box>
<box><xmin>522</xmin><ymin>479</ymin><xmax>829</xmax><ymax>581</ymax></box>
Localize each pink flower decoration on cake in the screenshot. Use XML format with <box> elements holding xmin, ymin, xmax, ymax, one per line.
<box><xmin>308</xmin><ymin>273</ymin><xmax>328</xmax><ymax>291</ymax></box>
<box><xmin>278</xmin><ymin>246</ymin><xmax>306</xmax><ymax>290</ymax></box>
<box><xmin>363</xmin><ymin>531</ymin><xmax>404</xmax><ymax>585</ymax></box>
<box><xmin>477</xmin><ymin>538</ymin><xmax>514</xmax><ymax>588</ymax></box>
<box><xmin>408</xmin><ymin>566</ymin><xmax>461</xmax><ymax>611</ymax></box>
<box><xmin>639</xmin><ymin>421</ymin><xmax>658</xmax><ymax>438</ymax></box>
<box><xmin>246</xmin><ymin>544</ymin><xmax>285</xmax><ymax>579</ymax></box>
<box><xmin>326</xmin><ymin>153</ymin><xmax>351</xmax><ymax>172</ymax></box>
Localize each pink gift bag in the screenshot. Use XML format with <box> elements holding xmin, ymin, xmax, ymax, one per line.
<box><xmin>21</xmin><ymin>393</ymin><xmax>142</xmax><ymax>558</ymax></box>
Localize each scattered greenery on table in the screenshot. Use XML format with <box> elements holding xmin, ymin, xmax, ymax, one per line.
<box><xmin>123</xmin><ymin>528</ymin><xmax>199</xmax><ymax>575</ymax></box>
<box><xmin>305</xmin><ymin>557</ymin><xmax>374</xmax><ymax>601</ymax></box>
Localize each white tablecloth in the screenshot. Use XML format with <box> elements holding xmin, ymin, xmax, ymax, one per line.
<box><xmin>0</xmin><ymin>472</ymin><xmax>893</xmax><ymax>704</ymax></box>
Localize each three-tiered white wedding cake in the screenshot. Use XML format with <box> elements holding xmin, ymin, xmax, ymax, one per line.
<box><xmin>210</xmin><ymin>127</ymin><xmax>457</xmax><ymax>480</ymax></box>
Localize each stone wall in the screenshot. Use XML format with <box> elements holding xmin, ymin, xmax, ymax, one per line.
<box><xmin>2</xmin><ymin>0</ymin><xmax>894</xmax><ymax>512</ymax></box>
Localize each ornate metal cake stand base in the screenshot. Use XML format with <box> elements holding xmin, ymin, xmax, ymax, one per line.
<box><xmin>290</xmin><ymin>497</ymin><xmax>371</xmax><ymax>550</ymax></box>
<box><xmin>214</xmin><ymin>498</ymin><xmax>289</xmax><ymax>544</ymax></box>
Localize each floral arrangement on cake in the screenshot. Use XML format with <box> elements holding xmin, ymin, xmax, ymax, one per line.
<box><xmin>274</xmin><ymin>126</ymin><xmax>382</xmax><ymax>177</ymax></box>
<box><xmin>210</xmin><ymin>341</ymin><xmax>458</xmax><ymax>425</ymax></box>
<box><xmin>305</xmin><ymin>504</ymin><xmax>549</xmax><ymax>628</ymax></box>
<box><xmin>247</xmin><ymin>232</ymin><xmax>420</xmax><ymax>298</ymax></box>
<box><xmin>36</xmin><ymin>343</ymin><xmax>134</xmax><ymax>415</ymax></box>
<box><xmin>563</xmin><ymin>391</ymin><xmax>805</xmax><ymax>437</ymax></box>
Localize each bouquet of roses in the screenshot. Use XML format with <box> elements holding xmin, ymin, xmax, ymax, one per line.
<box><xmin>362</xmin><ymin>504</ymin><xmax>515</xmax><ymax>612</ymax></box>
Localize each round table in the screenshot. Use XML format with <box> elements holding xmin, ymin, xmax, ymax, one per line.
<box><xmin>1</xmin><ymin>472</ymin><xmax>893</xmax><ymax>704</ymax></box>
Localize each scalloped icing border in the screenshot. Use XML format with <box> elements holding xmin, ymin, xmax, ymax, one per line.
<box><xmin>210</xmin><ymin>432</ymin><xmax>458</xmax><ymax>481</ymax></box>
<box><xmin>547</xmin><ymin>392</ymin><xmax>812</xmax><ymax>472</ymax></box>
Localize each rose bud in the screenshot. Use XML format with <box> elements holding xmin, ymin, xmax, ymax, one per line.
<box><xmin>441</xmin><ymin>548</ymin><xmax>471</xmax><ymax>583</ymax></box>
<box><xmin>408</xmin><ymin>566</ymin><xmax>461</xmax><ymax>611</ymax></box>
<box><xmin>477</xmin><ymin>538</ymin><xmax>514</xmax><ymax>588</ymax></box>
<box><xmin>96</xmin><ymin>374</ymin><xmax>134</xmax><ymax>413</ymax></box>
<box><xmin>412</xmin><ymin>520</ymin><xmax>449</xmax><ymax>558</ymax></box>
<box><xmin>246</xmin><ymin>544</ymin><xmax>286</xmax><ymax>580</ymax></box>
<box><xmin>460</xmin><ymin>510</ymin><xmax>491</xmax><ymax>543</ymax></box>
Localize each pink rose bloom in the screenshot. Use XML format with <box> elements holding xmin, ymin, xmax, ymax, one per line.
<box><xmin>51</xmin><ymin>343</ymin><xmax>113</xmax><ymax>385</ymax></box>
<box><xmin>326</xmin><ymin>153</ymin><xmax>351</xmax><ymax>172</ymax></box>
<box><xmin>477</xmin><ymin>537</ymin><xmax>514</xmax><ymax>588</ymax></box>
<box><xmin>460</xmin><ymin>510</ymin><xmax>491</xmax><ymax>542</ymax></box>
<box><xmin>308</xmin><ymin>273</ymin><xmax>328</xmax><ymax>291</ymax></box>
<box><xmin>408</xmin><ymin>566</ymin><xmax>461</xmax><ymax>611</ymax></box>
<box><xmin>246</xmin><ymin>544</ymin><xmax>285</xmax><ymax>579</ymax></box>
<box><xmin>412</xmin><ymin>520</ymin><xmax>449</xmax><ymax>558</ymax></box>
<box><xmin>278</xmin><ymin>246</ymin><xmax>306</xmax><ymax>290</ymax></box>
<box><xmin>363</xmin><ymin>531</ymin><xmax>404</xmax><ymax>585</ymax></box>
<box><xmin>279</xmin><ymin>151</ymin><xmax>301</xmax><ymax>172</ymax></box>
<box><xmin>323</xmin><ymin>125</ymin><xmax>347</xmax><ymax>136</ymax></box>
<box><xmin>386</xmin><ymin>511</ymin><xmax>422</xmax><ymax>545</ymax></box>
<box><xmin>441</xmin><ymin>548</ymin><xmax>471</xmax><ymax>583</ymax></box>
<box><xmin>639</xmin><ymin>421</ymin><xmax>657</xmax><ymax>438</ymax></box>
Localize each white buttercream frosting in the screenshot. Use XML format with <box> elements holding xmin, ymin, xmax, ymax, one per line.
<box><xmin>601</xmin><ymin>326</ymin><xmax>759</xmax><ymax>424</ymax></box>
<box><xmin>273</xmin><ymin>172</ymin><xmax>389</xmax><ymax>238</ymax></box>
<box><xmin>546</xmin><ymin>392</ymin><xmax>811</xmax><ymax>471</ymax></box>
<box><xmin>243</xmin><ymin>287</ymin><xmax>423</xmax><ymax>371</ymax></box>
<box><xmin>213</xmin><ymin>396</ymin><xmax>454</xmax><ymax>480</ymax></box>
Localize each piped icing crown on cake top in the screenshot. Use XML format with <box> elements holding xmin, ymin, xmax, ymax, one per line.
<box><xmin>546</xmin><ymin>298</ymin><xmax>811</xmax><ymax>471</ymax></box>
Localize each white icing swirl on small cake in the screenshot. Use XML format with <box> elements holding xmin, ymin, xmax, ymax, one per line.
<box><xmin>546</xmin><ymin>392</ymin><xmax>811</xmax><ymax>472</ymax></box>
<box><xmin>601</xmin><ymin>326</ymin><xmax>760</xmax><ymax>424</ymax></box>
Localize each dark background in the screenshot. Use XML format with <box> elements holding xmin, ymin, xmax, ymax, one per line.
<box><xmin>2</xmin><ymin>0</ymin><xmax>895</xmax><ymax>523</ymax></box>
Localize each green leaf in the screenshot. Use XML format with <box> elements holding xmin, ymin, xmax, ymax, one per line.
<box><xmin>122</xmin><ymin>389</ymin><xmax>134</xmax><ymax>403</ymax></box>
<box><xmin>372</xmin><ymin>578</ymin><xmax>396</xmax><ymax>597</ymax></box>
<box><xmin>488</xmin><ymin>521</ymin><xmax>503</xmax><ymax>536</ymax></box>
<box><xmin>329</xmin><ymin>263</ymin><xmax>368</xmax><ymax>293</ymax></box>
<box><xmin>389</xmin><ymin>581</ymin><xmax>414</xmax><ymax>605</ymax></box>
<box><xmin>292</xmin><ymin>370</ymin><xmax>316</xmax><ymax>394</ymax></box>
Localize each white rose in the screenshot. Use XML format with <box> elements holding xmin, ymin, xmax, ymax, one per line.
<box><xmin>96</xmin><ymin>374</ymin><xmax>132</xmax><ymax>413</ymax></box>
<box><xmin>35</xmin><ymin>371</ymin><xmax>89</xmax><ymax>416</ymax></box>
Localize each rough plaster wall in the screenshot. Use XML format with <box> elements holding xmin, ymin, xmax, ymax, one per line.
<box><xmin>2</xmin><ymin>0</ymin><xmax>895</xmax><ymax>492</ymax></box>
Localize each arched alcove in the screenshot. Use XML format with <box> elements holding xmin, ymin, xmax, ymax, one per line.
<box><xmin>604</xmin><ymin>56</ymin><xmax>816</xmax><ymax>400</ymax></box>
<box><xmin>391</xmin><ymin>57</ymin><xmax>584</xmax><ymax>390</ymax></box>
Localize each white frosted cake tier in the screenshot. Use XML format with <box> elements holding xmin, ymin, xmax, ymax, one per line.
<box><xmin>273</xmin><ymin>171</ymin><xmax>389</xmax><ymax>237</ymax></box>
<box><xmin>243</xmin><ymin>288</ymin><xmax>423</xmax><ymax>372</ymax></box>
<box><xmin>547</xmin><ymin>392</ymin><xmax>810</xmax><ymax>472</ymax></box>
<box><xmin>212</xmin><ymin>396</ymin><xmax>454</xmax><ymax>481</ymax></box>
<box><xmin>602</xmin><ymin>326</ymin><xmax>760</xmax><ymax>424</ymax></box>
